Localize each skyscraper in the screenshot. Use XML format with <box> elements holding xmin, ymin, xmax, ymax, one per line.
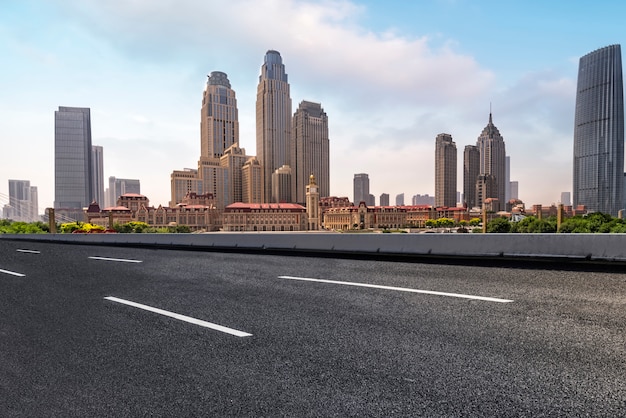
<box><xmin>292</xmin><ymin>100</ymin><xmax>330</xmax><ymax>204</ymax></box>
<box><xmin>476</xmin><ymin>113</ymin><xmax>506</xmax><ymax>206</ymax></box>
<box><xmin>7</xmin><ymin>179</ymin><xmax>38</xmax><ymax>221</ymax></box>
<box><xmin>353</xmin><ymin>173</ymin><xmax>370</xmax><ymax>204</ymax></box>
<box><xmin>107</xmin><ymin>177</ymin><xmax>141</xmax><ymax>207</ymax></box>
<box><xmin>54</xmin><ymin>106</ymin><xmax>93</xmax><ymax>209</ymax></box>
<box><xmin>256</xmin><ymin>50</ymin><xmax>292</xmax><ymax>203</ymax></box>
<box><xmin>573</xmin><ymin>45</ymin><xmax>624</xmax><ymax>216</ymax></box>
<box><xmin>201</xmin><ymin>71</ymin><xmax>239</xmax><ymax>159</ymax></box>
<box><xmin>434</xmin><ymin>133</ymin><xmax>457</xmax><ymax>207</ymax></box>
<box><xmin>463</xmin><ymin>145</ymin><xmax>480</xmax><ymax>209</ymax></box>
<box><xmin>380</xmin><ymin>193</ymin><xmax>390</xmax><ymax>207</ymax></box>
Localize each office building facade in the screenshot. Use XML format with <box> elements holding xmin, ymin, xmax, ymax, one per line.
<box><xmin>108</xmin><ymin>177</ymin><xmax>141</xmax><ymax>208</ymax></box>
<box><xmin>573</xmin><ymin>44</ymin><xmax>624</xmax><ymax>215</ymax></box>
<box><xmin>463</xmin><ymin>145</ymin><xmax>480</xmax><ymax>209</ymax></box>
<box><xmin>353</xmin><ymin>173</ymin><xmax>370</xmax><ymax>204</ymax></box>
<box><xmin>54</xmin><ymin>106</ymin><xmax>93</xmax><ymax>209</ymax></box>
<box><xmin>435</xmin><ymin>133</ymin><xmax>457</xmax><ymax>207</ymax></box>
<box><xmin>6</xmin><ymin>180</ymin><xmax>38</xmax><ymax>221</ymax></box>
<box><xmin>256</xmin><ymin>50</ymin><xmax>292</xmax><ymax>202</ymax></box>
<box><xmin>292</xmin><ymin>100</ymin><xmax>330</xmax><ymax>204</ymax></box>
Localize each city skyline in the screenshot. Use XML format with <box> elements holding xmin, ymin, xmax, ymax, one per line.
<box><xmin>2</xmin><ymin>1</ymin><xmax>626</xmax><ymax>213</ymax></box>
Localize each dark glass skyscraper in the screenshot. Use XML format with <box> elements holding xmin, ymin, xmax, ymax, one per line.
<box><xmin>573</xmin><ymin>45</ymin><xmax>624</xmax><ymax>216</ymax></box>
<box><xmin>54</xmin><ymin>106</ymin><xmax>93</xmax><ymax>209</ymax></box>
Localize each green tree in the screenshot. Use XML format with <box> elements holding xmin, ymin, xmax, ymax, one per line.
<box><xmin>486</xmin><ymin>217</ymin><xmax>511</xmax><ymax>233</ymax></box>
<box><xmin>425</xmin><ymin>219</ymin><xmax>437</xmax><ymax>229</ymax></box>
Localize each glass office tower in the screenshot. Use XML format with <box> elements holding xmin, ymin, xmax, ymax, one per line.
<box><xmin>573</xmin><ymin>45</ymin><xmax>624</xmax><ymax>216</ymax></box>
<box><xmin>54</xmin><ymin>106</ymin><xmax>93</xmax><ymax>209</ymax></box>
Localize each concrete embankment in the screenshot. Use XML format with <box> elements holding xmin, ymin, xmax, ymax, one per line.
<box><xmin>3</xmin><ymin>232</ymin><xmax>626</xmax><ymax>266</ymax></box>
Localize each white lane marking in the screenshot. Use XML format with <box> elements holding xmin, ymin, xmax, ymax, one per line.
<box><xmin>16</xmin><ymin>249</ymin><xmax>40</xmax><ymax>254</ymax></box>
<box><xmin>0</xmin><ymin>269</ymin><xmax>25</xmax><ymax>277</ymax></box>
<box><xmin>104</xmin><ymin>296</ymin><xmax>253</xmax><ymax>337</ymax></box>
<box><xmin>89</xmin><ymin>256</ymin><xmax>142</xmax><ymax>263</ymax></box>
<box><xmin>278</xmin><ymin>276</ymin><xmax>514</xmax><ymax>303</ymax></box>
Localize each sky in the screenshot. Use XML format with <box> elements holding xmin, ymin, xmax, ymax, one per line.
<box><xmin>2</xmin><ymin>0</ymin><xmax>626</xmax><ymax>212</ymax></box>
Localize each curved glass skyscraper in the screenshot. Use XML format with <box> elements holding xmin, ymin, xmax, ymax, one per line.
<box><xmin>573</xmin><ymin>45</ymin><xmax>624</xmax><ymax>216</ymax></box>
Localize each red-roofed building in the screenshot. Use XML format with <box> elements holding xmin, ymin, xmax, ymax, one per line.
<box><xmin>222</xmin><ymin>202</ymin><xmax>307</xmax><ymax>231</ymax></box>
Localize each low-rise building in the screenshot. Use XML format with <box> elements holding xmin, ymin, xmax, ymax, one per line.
<box><xmin>222</xmin><ymin>202</ymin><xmax>307</xmax><ymax>231</ymax></box>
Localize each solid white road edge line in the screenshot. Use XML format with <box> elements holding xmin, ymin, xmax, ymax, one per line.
<box><xmin>104</xmin><ymin>296</ymin><xmax>253</xmax><ymax>337</ymax></box>
<box><xmin>16</xmin><ymin>249</ymin><xmax>40</xmax><ymax>254</ymax></box>
<box><xmin>0</xmin><ymin>269</ymin><xmax>25</xmax><ymax>277</ymax></box>
<box><xmin>89</xmin><ymin>256</ymin><xmax>143</xmax><ymax>263</ymax></box>
<box><xmin>278</xmin><ymin>276</ymin><xmax>514</xmax><ymax>303</ymax></box>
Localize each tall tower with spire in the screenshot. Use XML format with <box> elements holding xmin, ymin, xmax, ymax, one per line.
<box><xmin>256</xmin><ymin>50</ymin><xmax>293</xmax><ymax>203</ymax></box>
<box><xmin>476</xmin><ymin>112</ymin><xmax>506</xmax><ymax>208</ymax></box>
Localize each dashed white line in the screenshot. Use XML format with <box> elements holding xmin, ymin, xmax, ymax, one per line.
<box><xmin>89</xmin><ymin>256</ymin><xmax>142</xmax><ymax>263</ymax></box>
<box><xmin>104</xmin><ymin>296</ymin><xmax>253</xmax><ymax>337</ymax></box>
<box><xmin>278</xmin><ymin>276</ymin><xmax>514</xmax><ymax>303</ymax></box>
<box><xmin>16</xmin><ymin>249</ymin><xmax>40</xmax><ymax>254</ymax></box>
<box><xmin>0</xmin><ymin>269</ymin><xmax>25</xmax><ymax>277</ymax></box>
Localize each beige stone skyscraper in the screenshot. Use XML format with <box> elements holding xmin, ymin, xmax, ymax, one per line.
<box><xmin>292</xmin><ymin>101</ymin><xmax>329</xmax><ymax>204</ymax></box>
<box><xmin>435</xmin><ymin>133</ymin><xmax>457</xmax><ymax>208</ymax></box>
<box><xmin>256</xmin><ymin>50</ymin><xmax>292</xmax><ymax>203</ymax></box>
<box><xmin>172</xmin><ymin>71</ymin><xmax>240</xmax><ymax>208</ymax></box>
<box><xmin>476</xmin><ymin>113</ymin><xmax>506</xmax><ymax>206</ymax></box>
<box><xmin>220</xmin><ymin>143</ymin><xmax>248</xmax><ymax>207</ymax></box>
<box><xmin>201</xmin><ymin>71</ymin><xmax>239</xmax><ymax>159</ymax></box>
<box><xmin>242</xmin><ymin>157</ymin><xmax>262</xmax><ymax>203</ymax></box>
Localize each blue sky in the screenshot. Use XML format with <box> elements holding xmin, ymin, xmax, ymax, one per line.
<box><xmin>2</xmin><ymin>0</ymin><xmax>626</xmax><ymax>211</ymax></box>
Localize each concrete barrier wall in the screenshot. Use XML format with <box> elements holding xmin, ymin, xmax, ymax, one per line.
<box><xmin>3</xmin><ymin>232</ymin><xmax>626</xmax><ymax>262</ymax></box>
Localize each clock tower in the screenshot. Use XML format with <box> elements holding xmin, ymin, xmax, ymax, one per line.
<box><xmin>306</xmin><ymin>174</ymin><xmax>320</xmax><ymax>230</ymax></box>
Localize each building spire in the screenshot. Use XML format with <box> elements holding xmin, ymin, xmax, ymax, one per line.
<box><xmin>489</xmin><ymin>102</ymin><xmax>493</xmax><ymax>124</ymax></box>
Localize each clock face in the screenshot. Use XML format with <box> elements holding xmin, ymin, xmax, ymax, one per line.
<box><xmin>310</xmin><ymin>187</ymin><xmax>317</xmax><ymax>193</ymax></box>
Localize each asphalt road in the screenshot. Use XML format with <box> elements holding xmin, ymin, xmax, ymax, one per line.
<box><xmin>1</xmin><ymin>240</ymin><xmax>625</xmax><ymax>417</ymax></box>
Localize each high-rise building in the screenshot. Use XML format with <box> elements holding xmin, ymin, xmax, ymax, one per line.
<box><xmin>353</xmin><ymin>173</ymin><xmax>369</xmax><ymax>204</ymax></box>
<box><xmin>510</xmin><ymin>181</ymin><xmax>519</xmax><ymax>200</ymax></box>
<box><xmin>380</xmin><ymin>193</ymin><xmax>390</xmax><ymax>207</ymax></box>
<box><xmin>560</xmin><ymin>191</ymin><xmax>571</xmax><ymax>206</ymax></box>
<box><xmin>92</xmin><ymin>145</ymin><xmax>105</xmax><ymax>206</ymax></box>
<box><xmin>573</xmin><ymin>45</ymin><xmax>624</xmax><ymax>216</ymax></box>
<box><xmin>107</xmin><ymin>177</ymin><xmax>141</xmax><ymax>208</ymax></box>
<box><xmin>435</xmin><ymin>133</ymin><xmax>457</xmax><ymax>207</ymax></box>
<box><xmin>463</xmin><ymin>145</ymin><xmax>480</xmax><ymax>209</ymax></box>
<box><xmin>292</xmin><ymin>100</ymin><xmax>330</xmax><ymax>204</ymax></box>
<box><xmin>201</xmin><ymin>71</ymin><xmax>239</xmax><ymax>159</ymax></box>
<box><xmin>476</xmin><ymin>174</ymin><xmax>497</xmax><ymax>210</ymax></box>
<box><xmin>395</xmin><ymin>193</ymin><xmax>405</xmax><ymax>206</ymax></box>
<box><xmin>256</xmin><ymin>50</ymin><xmax>292</xmax><ymax>202</ymax></box>
<box><xmin>7</xmin><ymin>180</ymin><xmax>38</xmax><ymax>221</ymax></box>
<box><xmin>220</xmin><ymin>143</ymin><xmax>248</xmax><ymax>206</ymax></box>
<box><xmin>54</xmin><ymin>106</ymin><xmax>93</xmax><ymax>209</ymax></box>
<box><xmin>476</xmin><ymin>113</ymin><xmax>507</xmax><ymax>206</ymax></box>
<box><xmin>169</xmin><ymin>169</ymin><xmax>201</xmax><ymax>207</ymax></box>
<box><xmin>271</xmin><ymin>165</ymin><xmax>293</xmax><ymax>203</ymax></box>
<box><xmin>242</xmin><ymin>157</ymin><xmax>262</xmax><ymax>203</ymax></box>
<box><xmin>505</xmin><ymin>156</ymin><xmax>511</xmax><ymax>203</ymax></box>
